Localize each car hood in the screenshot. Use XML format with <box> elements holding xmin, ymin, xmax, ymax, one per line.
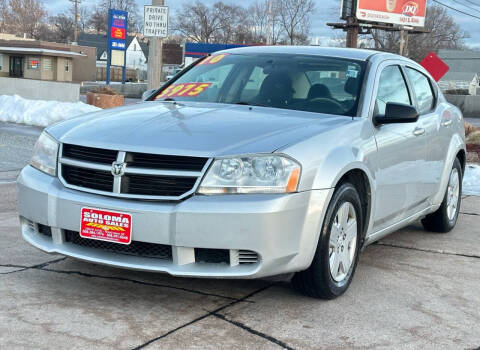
<box><xmin>48</xmin><ymin>101</ymin><xmax>352</xmax><ymax>157</ymax></box>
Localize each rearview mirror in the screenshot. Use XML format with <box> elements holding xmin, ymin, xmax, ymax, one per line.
<box><xmin>142</xmin><ymin>89</ymin><xmax>157</xmax><ymax>101</ymax></box>
<box><xmin>374</xmin><ymin>102</ymin><xmax>419</xmax><ymax>126</ymax></box>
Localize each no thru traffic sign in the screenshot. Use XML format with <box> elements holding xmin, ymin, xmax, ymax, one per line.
<box><xmin>144</xmin><ymin>5</ymin><xmax>169</xmax><ymax>38</ymax></box>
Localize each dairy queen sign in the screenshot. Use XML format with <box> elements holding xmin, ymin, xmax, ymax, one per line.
<box><xmin>356</xmin><ymin>0</ymin><xmax>426</xmax><ymax>27</ymax></box>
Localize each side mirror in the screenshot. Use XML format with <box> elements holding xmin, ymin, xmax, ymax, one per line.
<box><xmin>142</xmin><ymin>89</ymin><xmax>157</xmax><ymax>101</ymax></box>
<box><xmin>374</xmin><ymin>102</ymin><xmax>419</xmax><ymax>126</ymax></box>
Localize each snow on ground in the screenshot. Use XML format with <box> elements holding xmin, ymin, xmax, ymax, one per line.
<box><xmin>0</xmin><ymin>95</ymin><xmax>101</xmax><ymax>127</ymax></box>
<box><xmin>463</xmin><ymin>164</ymin><xmax>480</xmax><ymax>195</ymax></box>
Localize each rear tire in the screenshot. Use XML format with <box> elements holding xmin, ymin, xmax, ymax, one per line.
<box><xmin>421</xmin><ymin>158</ymin><xmax>462</xmax><ymax>233</ymax></box>
<box><xmin>292</xmin><ymin>183</ymin><xmax>363</xmax><ymax>299</ymax></box>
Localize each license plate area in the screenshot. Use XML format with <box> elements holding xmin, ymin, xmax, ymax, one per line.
<box><xmin>80</xmin><ymin>207</ymin><xmax>132</xmax><ymax>245</ymax></box>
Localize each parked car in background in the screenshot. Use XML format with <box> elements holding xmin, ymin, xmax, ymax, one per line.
<box><xmin>18</xmin><ymin>47</ymin><xmax>465</xmax><ymax>299</ymax></box>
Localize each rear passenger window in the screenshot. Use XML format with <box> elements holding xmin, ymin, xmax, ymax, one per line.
<box><xmin>405</xmin><ymin>68</ymin><xmax>435</xmax><ymax>114</ymax></box>
<box><xmin>375</xmin><ymin>65</ymin><xmax>411</xmax><ymax>116</ymax></box>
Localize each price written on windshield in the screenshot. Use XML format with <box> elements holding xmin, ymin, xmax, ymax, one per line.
<box><xmin>155</xmin><ymin>83</ymin><xmax>212</xmax><ymax>99</ymax></box>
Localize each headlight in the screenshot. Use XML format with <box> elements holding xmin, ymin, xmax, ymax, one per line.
<box><xmin>198</xmin><ymin>155</ymin><xmax>301</xmax><ymax>194</ymax></box>
<box><xmin>30</xmin><ymin>132</ymin><xmax>59</xmax><ymax>176</ymax></box>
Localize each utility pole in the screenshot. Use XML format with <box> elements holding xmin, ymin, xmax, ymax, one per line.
<box><xmin>147</xmin><ymin>0</ymin><xmax>165</xmax><ymax>90</ymax></box>
<box><xmin>345</xmin><ymin>16</ymin><xmax>358</xmax><ymax>48</ymax></box>
<box><xmin>69</xmin><ymin>0</ymin><xmax>81</xmax><ymax>44</ymax></box>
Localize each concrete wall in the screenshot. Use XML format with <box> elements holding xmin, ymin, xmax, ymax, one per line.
<box><xmin>0</xmin><ymin>77</ymin><xmax>79</xmax><ymax>102</ymax></box>
<box><xmin>80</xmin><ymin>82</ymin><xmax>148</xmax><ymax>98</ymax></box>
<box><xmin>445</xmin><ymin>94</ymin><xmax>480</xmax><ymax>118</ymax></box>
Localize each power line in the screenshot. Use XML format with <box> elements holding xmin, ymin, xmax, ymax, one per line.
<box><xmin>432</xmin><ymin>0</ymin><xmax>480</xmax><ymax>20</ymax></box>
<box><xmin>456</xmin><ymin>0</ymin><xmax>480</xmax><ymax>13</ymax></box>
<box><xmin>459</xmin><ymin>0</ymin><xmax>480</xmax><ymax>8</ymax></box>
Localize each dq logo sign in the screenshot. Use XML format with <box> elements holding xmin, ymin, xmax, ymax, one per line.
<box><xmin>402</xmin><ymin>1</ymin><xmax>418</xmax><ymax>17</ymax></box>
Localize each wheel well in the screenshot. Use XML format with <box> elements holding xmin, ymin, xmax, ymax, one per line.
<box><xmin>336</xmin><ymin>169</ymin><xmax>371</xmax><ymax>243</ymax></box>
<box><xmin>457</xmin><ymin>150</ymin><xmax>466</xmax><ymax>174</ymax></box>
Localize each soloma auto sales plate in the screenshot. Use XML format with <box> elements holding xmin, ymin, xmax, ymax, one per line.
<box><xmin>80</xmin><ymin>207</ymin><xmax>132</xmax><ymax>245</ymax></box>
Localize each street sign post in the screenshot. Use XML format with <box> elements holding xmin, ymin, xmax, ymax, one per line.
<box><xmin>106</xmin><ymin>9</ymin><xmax>128</xmax><ymax>85</ymax></box>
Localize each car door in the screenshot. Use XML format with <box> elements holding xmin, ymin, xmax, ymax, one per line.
<box><xmin>404</xmin><ymin>66</ymin><xmax>445</xmax><ymax>201</ymax></box>
<box><xmin>371</xmin><ymin>63</ymin><xmax>429</xmax><ymax>232</ymax></box>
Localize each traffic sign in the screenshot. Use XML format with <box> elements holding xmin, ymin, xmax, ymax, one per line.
<box><xmin>144</xmin><ymin>5</ymin><xmax>168</xmax><ymax>38</ymax></box>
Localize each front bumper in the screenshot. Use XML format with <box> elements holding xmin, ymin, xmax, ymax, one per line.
<box><xmin>17</xmin><ymin>166</ymin><xmax>332</xmax><ymax>278</ymax></box>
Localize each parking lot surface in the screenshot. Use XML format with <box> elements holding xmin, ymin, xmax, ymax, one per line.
<box><xmin>1</xmin><ymin>180</ymin><xmax>479</xmax><ymax>349</ymax></box>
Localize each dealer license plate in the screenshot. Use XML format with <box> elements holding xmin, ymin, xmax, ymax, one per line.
<box><xmin>80</xmin><ymin>207</ymin><xmax>132</xmax><ymax>245</ymax></box>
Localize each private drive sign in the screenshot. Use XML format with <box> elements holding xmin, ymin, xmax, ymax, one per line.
<box><xmin>144</xmin><ymin>5</ymin><xmax>169</xmax><ymax>37</ymax></box>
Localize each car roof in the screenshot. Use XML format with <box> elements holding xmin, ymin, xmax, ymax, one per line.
<box><xmin>217</xmin><ymin>46</ymin><xmax>385</xmax><ymax>61</ymax></box>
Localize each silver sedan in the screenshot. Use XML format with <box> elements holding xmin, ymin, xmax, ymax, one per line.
<box><xmin>17</xmin><ymin>47</ymin><xmax>465</xmax><ymax>299</ymax></box>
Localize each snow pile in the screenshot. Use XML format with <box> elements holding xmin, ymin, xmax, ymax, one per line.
<box><xmin>463</xmin><ymin>164</ymin><xmax>480</xmax><ymax>195</ymax></box>
<box><xmin>0</xmin><ymin>95</ymin><xmax>101</xmax><ymax>127</ymax></box>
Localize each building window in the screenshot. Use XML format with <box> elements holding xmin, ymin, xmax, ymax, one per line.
<box><xmin>0</xmin><ymin>53</ymin><xmax>2</xmax><ymax>71</ymax></box>
<box><xmin>65</xmin><ymin>59</ymin><xmax>70</xmax><ymax>72</ymax></box>
<box><xmin>28</xmin><ymin>57</ymin><xmax>40</xmax><ymax>70</ymax></box>
<box><xmin>43</xmin><ymin>57</ymin><xmax>52</xmax><ymax>71</ymax></box>
<box><xmin>134</xmin><ymin>43</ymin><xmax>137</xmax><ymax>51</ymax></box>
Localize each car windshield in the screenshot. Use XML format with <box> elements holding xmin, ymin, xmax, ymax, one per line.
<box><xmin>153</xmin><ymin>53</ymin><xmax>366</xmax><ymax>116</ymax></box>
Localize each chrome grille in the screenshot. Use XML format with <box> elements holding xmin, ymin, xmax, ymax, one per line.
<box><xmin>58</xmin><ymin>144</ymin><xmax>210</xmax><ymax>200</ymax></box>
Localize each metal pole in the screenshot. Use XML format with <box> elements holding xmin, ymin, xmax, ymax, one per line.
<box><xmin>106</xmin><ymin>8</ymin><xmax>112</xmax><ymax>85</ymax></box>
<box><xmin>147</xmin><ymin>0</ymin><xmax>165</xmax><ymax>90</ymax></box>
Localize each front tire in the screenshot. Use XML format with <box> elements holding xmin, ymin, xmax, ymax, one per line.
<box><xmin>421</xmin><ymin>158</ymin><xmax>462</xmax><ymax>233</ymax></box>
<box><xmin>292</xmin><ymin>183</ymin><xmax>363</xmax><ymax>299</ymax></box>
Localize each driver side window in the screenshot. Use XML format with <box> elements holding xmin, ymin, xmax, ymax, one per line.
<box><xmin>375</xmin><ymin>65</ymin><xmax>411</xmax><ymax>116</ymax></box>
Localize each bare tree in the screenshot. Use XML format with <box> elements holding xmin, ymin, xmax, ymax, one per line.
<box><xmin>213</xmin><ymin>2</ymin><xmax>250</xmax><ymax>44</ymax></box>
<box><xmin>368</xmin><ymin>5</ymin><xmax>468</xmax><ymax>62</ymax></box>
<box><xmin>0</xmin><ymin>0</ymin><xmax>8</xmax><ymax>32</ymax></box>
<box><xmin>88</xmin><ymin>6</ymin><xmax>107</xmax><ymax>34</ymax></box>
<box><xmin>3</xmin><ymin>0</ymin><xmax>46</xmax><ymax>38</ymax></box>
<box><xmin>248</xmin><ymin>0</ymin><xmax>284</xmax><ymax>44</ymax></box>
<box><xmin>99</xmin><ymin>0</ymin><xmax>140</xmax><ymax>32</ymax></box>
<box><xmin>277</xmin><ymin>0</ymin><xmax>315</xmax><ymax>45</ymax></box>
<box><xmin>172</xmin><ymin>1</ymin><xmax>223</xmax><ymax>43</ymax></box>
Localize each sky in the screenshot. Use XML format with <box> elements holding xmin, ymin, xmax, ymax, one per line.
<box><xmin>43</xmin><ymin>0</ymin><xmax>480</xmax><ymax>49</ymax></box>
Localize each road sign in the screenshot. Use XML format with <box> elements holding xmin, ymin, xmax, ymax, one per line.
<box><xmin>420</xmin><ymin>52</ymin><xmax>450</xmax><ymax>82</ymax></box>
<box><xmin>144</xmin><ymin>5</ymin><xmax>168</xmax><ymax>38</ymax></box>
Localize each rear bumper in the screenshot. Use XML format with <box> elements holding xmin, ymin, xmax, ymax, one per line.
<box><xmin>17</xmin><ymin>166</ymin><xmax>333</xmax><ymax>278</ymax></box>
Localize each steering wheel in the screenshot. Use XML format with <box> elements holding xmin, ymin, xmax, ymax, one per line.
<box><xmin>308</xmin><ymin>97</ymin><xmax>346</xmax><ymax>115</ymax></box>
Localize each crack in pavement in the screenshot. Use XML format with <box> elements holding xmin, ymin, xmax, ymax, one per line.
<box><xmin>460</xmin><ymin>211</ymin><xmax>480</xmax><ymax>217</ymax></box>
<box><xmin>212</xmin><ymin>312</ymin><xmax>295</xmax><ymax>350</ymax></box>
<box><xmin>0</xmin><ymin>259</ymin><xmax>252</xmax><ymax>302</ymax></box>
<box><xmin>376</xmin><ymin>242</ymin><xmax>480</xmax><ymax>259</ymax></box>
<box><xmin>0</xmin><ymin>257</ymin><xmax>66</xmax><ymax>275</ymax></box>
<box><xmin>130</xmin><ymin>283</ymin><xmax>291</xmax><ymax>350</ymax></box>
<box><xmin>39</xmin><ymin>266</ymin><xmax>252</xmax><ymax>302</ymax></box>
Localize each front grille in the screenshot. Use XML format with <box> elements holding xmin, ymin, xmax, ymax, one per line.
<box><xmin>126</xmin><ymin>152</ymin><xmax>208</xmax><ymax>171</ymax></box>
<box><xmin>238</xmin><ymin>250</ymin><xmax>259</xmax><ymax>264</ymax></box>
<box><xmin>63</xmin><ymin>144</ymin><xmax>117</xmax><ymax>164</ymax></box>
<box><xmin>122</xmin><ymin>174</ymin><xmax>198</xmax><ymax>197</ymax></box>
<box><xmin>65</xmin><ymin>231</ymin><xmax>173</xmax><ymax>260</ymax></box>
<box><xmin>59</xmin><ymin>144</ymin><xmax>209</xmax><ymax>200</ymax></box>
<box><xmin>62</xmin><ymin>165</ymin><xmax>114</xmax><ymax>192</ymax></box>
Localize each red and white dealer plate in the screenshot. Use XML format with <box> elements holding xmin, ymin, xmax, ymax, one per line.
<box><xmin>80</xmin><ymin>207</ymin><xmax>132</xmax><ymax>245</ymax></box>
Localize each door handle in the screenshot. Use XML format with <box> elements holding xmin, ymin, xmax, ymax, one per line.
<box><xmin>441</xmin><ymin>120</ymin><xmax>452</xmax><ymax>127</ymax></box>
<box><xmin>413</xmin><ymin>127</ymin><xmax>425</xmax><ymax>136</ymax></box>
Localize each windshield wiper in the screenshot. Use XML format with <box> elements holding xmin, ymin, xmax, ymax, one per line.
<box><xmin>235</xmin><ymin>101</ymin><xmax>267</xmax><ymax>107</ymax></box>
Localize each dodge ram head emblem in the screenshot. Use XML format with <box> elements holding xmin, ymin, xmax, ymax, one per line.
<box><xmin>111</xmin><ymin>161</ymin><xmax>126</xmax><ymax>176</ymax></box>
